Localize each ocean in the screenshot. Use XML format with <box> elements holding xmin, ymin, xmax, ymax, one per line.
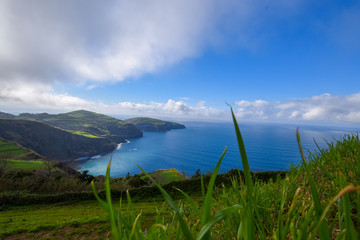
<box><xmin>78</xmin><ymin>122</ymin><xmax>360</xmax><ymax>177</ymax></box>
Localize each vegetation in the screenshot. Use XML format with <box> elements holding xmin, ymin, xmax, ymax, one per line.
<box><xmin>0</xmin><ymin>201</ymin><xmax>172</xmax><ymax>239</ymax></box>
<box><xmin>0</xmin><ymin>138</ymin><xmax>42</xmax><ymax>160</ymax></box>
<box><xmin>91</xmin><ymin>108</ymin><xmax>360</xmax><ymax>239</ymax></box>
<box><xmin>141</xmin><ymin>168</ymin><xmax>187</xmax><ymax>185</ymax></box>
<box><xmin>0</xmin><ymin>119</ymin><xmax>117</xmax><ymax>161</ymax></box>
<box><xmin>6</xmin><ymin>160</ymin><xmax>45</xmax><ymax>171</ymax></box>
<box><xmin>2</xmin><ymin>110</ymin><xmax>143</xmax><ymax>140</ymax></box>
<box><xmin>124</xmin><ymin>117</ymin><xmax>185</xmax><ymax>132</ymax></box>
<box><xmin>0</xmin><ymin>109</ymin><xmax>359</xmax><ymax>239</ymax></box>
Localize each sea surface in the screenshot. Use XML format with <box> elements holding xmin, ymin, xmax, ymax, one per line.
<box><xmin>78</xmin><ymin>122</ymin><xmax>360</xmax><ymax>177</ymax></box>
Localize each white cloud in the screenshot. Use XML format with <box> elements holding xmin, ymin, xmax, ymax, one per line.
<box><xmin>1</xmin><ymin>83</ymin><xmax>359</xmax><ymax>124</ymax></box>
<box><xmin>234</xmin><ymin>93</ymin><xmax>360</xmax><ymax>124</ymax></box>
<box><xmin>2</xmin><ymin>85</ymin><xmax>359</xmax><ymax>124</ymax></box>
<box><xmin>0</xmin><ymin>85</ymin><xmax>224</xmax><ymax>120</ymax></box>
<box><xmin>0</xmin><ymin>0</ymin><xmax>306</xmax><ymax>86</ymax></box>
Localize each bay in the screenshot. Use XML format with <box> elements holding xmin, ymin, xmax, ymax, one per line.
<box><xmin>78</xmin><ymin>122</ymin><xmax>360</xmax><ymax>177</ymax></box>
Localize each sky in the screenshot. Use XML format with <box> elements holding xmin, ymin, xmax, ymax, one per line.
<box><xmin>0</xmin><ymin>0</ymin><xmax>359</xmax><ymax>124</ymax></box>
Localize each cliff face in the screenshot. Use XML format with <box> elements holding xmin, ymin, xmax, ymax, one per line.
<box><xmin>0</xmin><ymin>119</ymin><xmax>117</xmax><ymax>161</ymax></box>
<box><xmin>124</xmin><ymin>117</ymin><xmax>185</xmax><ymax>132</ymax></box>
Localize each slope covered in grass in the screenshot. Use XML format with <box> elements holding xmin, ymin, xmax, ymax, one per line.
<box><xmin>0</xmin><ymin>119</ymin><xmax>117</xmax><ymax>161</ymax></box>
<box><xmin>18</xmin><ymin>110</ymin><xmax>143</xmax><ymax>141</ymax></box>
<box><xmin>124</xmin><ymin>117</ymin><xmax>185</xmax><ymax>132</ymax></box>
<box><xmin>0</xmin><ymin>138</ymin><xmax>43</xmax><ymax>160</ymax></box>
<box><xmin>6</xmin><ymin>160</ymin><xmax>45</xmax><ymax>171</ymax></box>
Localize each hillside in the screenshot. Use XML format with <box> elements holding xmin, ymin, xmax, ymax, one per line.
<box><xmin>17</xmin><ymin>110</ymin><xmax>143</xmax><ymax>141</ymax></box>
<box><xmin>0</xmin><ymin>119</ymin><xmax>117</xmax><ymax>161</ymax></box>
<box><xmin>0</xmin><ymin>137</ymin><xmax>43</xmax><ymax>160</ymax></box>
<box><xmin>0</xmin><ymin>111</ymin><xmax>15</xmax><ymax>119</ymax></box>
<box><xmin>124</xmin><ymin>117</ymin><xmax>185</xmax><ymax>132</ymax></box>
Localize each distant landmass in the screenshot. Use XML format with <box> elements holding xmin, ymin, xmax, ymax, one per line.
<box><xmin>15</xmin><ymin>110</ymin><xmax>143</xmax><ymax>141</ymax></box>
<box><xmin>0</xmin><ymin>110</ymin><xmax>185</xmax><ymax>161</ymax></box>
<box><xmin>124</xmin><ymin>117</ymin><xmax>185</xmax><ymax>132</ymax></box>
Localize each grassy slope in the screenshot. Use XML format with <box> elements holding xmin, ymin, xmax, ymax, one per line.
<box><xmin>141</xmin><ymin>168</ymin><xmax>186</xmax><ymax>185</ymax></box>
<box><xmin>19</xmin><ymin>110</ymin><xmax>142</xmax><ymax>139</ymax></box>
<box><xmin>0</xmin><ymin>201</ymin><xmax>172</xmax><ymax>239</ymax></box>
<box><xmin>125</xmin><ymin>117</ymin><xmax>170</xmax><ymax>126</ymax></box>
<box><xmin>0</xmin><ymin>138</ymin><xmax>43</xmax><ymax>160</ymax></box>
<box><xmin>6</xmin><ymin>160</ymin><xmax>45</xmax><ymax>171</ymax></box>
<box><xmin>124</xmin><ymin>117</ymin><xmax>185</xmax><ymax>131</ymax></box>
<box><xmin>0</xmin><ymin>119</ymin><xmax>117</xmax><ymax>161</ymax></box>
<box><xmin>0</xmin><ymin>140</ymin><xmax>28</xmax><ymax>157</ymax></box>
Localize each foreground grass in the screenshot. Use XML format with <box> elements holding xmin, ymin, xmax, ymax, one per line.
<box><xmin>0</xmin><ymin>200</ymin><xmax>172</xmax><ymax>238</ymax></box>
<box><xmin>1</xmin><ymin>109</ymin><xmax>359</xmax><ymax>239</ymax></box>
<box><xmin>92</xmin><ymin>109</ymin><xmax>360</xmax><ymax>239</ymax></box>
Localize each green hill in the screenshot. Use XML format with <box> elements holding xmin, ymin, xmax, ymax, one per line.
<box><xmin>124</xmin><ymin>117</ymin><xmax>185</xmax><ymax>132</ymax></box>
<box><xmin>0</xmin><ymin>111</ymin><xmax>16</xmax><ymax>119</ymax></box>
<box><xmin>0</xmin><ymin>119</ymin><xmax>117</xmax><ymax>161</ymax></box>
<box><xmin>17</xmin><ymin>110</ymin><xmax>143</xmax><ymax>141</ymax></box>
<box><xmin>0</xmin><ymin>138</ymin><xmax>43</xmax><ymax>160</ymax></box>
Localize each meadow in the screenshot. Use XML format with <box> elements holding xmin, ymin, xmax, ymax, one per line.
<box><xmin>1</xmin><ymin>109</ymin><xmax>359</xmax><ymax>239</ymax></box>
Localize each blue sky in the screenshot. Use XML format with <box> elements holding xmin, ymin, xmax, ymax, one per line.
<box><xmin>0</xmin><ymin>0</ymin><xmax>359</xmax><ymax>123</ymax></box>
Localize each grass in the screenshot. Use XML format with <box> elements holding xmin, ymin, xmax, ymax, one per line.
<box><xmin>92</xmin><ymin>108</ymin><xmax>360</xmax><ymax>239</ymax></box>
<box><xmin>140</xmin><ymin>168</ymin><xmax>186</xmax><ymax>185</ymax></box>
<box><xmin>6</xmin><ymin>160</ymin><xmax>45</xmax><ymax>171</ymax></box>
<box><xmin>2</xmin><ymin>109</ymin><xmax>359</xmax><ymax>239</ymax></box>
<box><xmin>0</xmin><ymin>200</ymin><xmax>172</xmax><ymax>238</ymax></box>
<box><xmin>0</xmin><ymin>140</ymin><xmax>28</xmax><ymax>158</ymax></box>
<box><xmin>72</xmin><ymin>131</ymin><xmax>101</xmax><ymax>138</ymax></box>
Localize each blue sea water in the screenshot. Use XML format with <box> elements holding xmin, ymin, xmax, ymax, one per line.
<box><xmin>78</xmin><ymin>122</ymin><xmax>360</xmax><ymax>177</ymax></box>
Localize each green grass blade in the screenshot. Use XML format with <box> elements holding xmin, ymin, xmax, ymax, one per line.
<box><xmin>230</xmin><ymin>107</ymin><xmax>253</xmax><ymax>193</ymax></box>
<box><xmin>201</xmin><ymin>147</ymin><xmax>227</xmax><ymax>240</ymax></box>
<box><xmin>105</xmin><ymin>156</ymin><xmax>120</xmax><ymax>240</ymax></box>
<box><xmin>230</xmin><ymin>107</ymin><xmax>255</xmax><ymax>239</ymax></box>
<box><xmin>196</xmin><ymin>205</ymin><xmax>242</xmax><ymax>240</ymax></box>
<box><xmin>200</xmin><ymin>172</ymin><xmax>205</xmax><ymax>204</ymax></box>
<box><xmin>91</xmin><ymin>180</ymin><xmax>109</xmax><ymax>212</ymax></box>
<box><xmin>202</xmin><ymin>147</ymin><xmax>227</xmax><ymax>223</ymax></box>
<box><xmin>138</xmin><ymin>165</ymin><xmax>195</xmax><ymax>240</ymax></box>
<box><xmin>296</xmin><ymin>129</ymin><xmax>330</xmax><ymax>239</ymax></box>
<box><xmin>277</xmin><ymin>181</ymin><xmax>288</xmax><ymax>240</ymax></box>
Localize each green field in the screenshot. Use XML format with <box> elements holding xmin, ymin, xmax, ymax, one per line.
<box><xmin>141</xmin><ymin>168</ymin><xmax>186</xmax><ymax>185</ymax></box>
<box><xmin>72</xmin><ymin>131</ymin><xmax>101</xmax><ymax>138</ymax></box>
<box><xmin>0</xmin><ymin>200</ymin><xmax>172</xmax><ymax>239</ymax></box>
<box><xmin>0</xmin><ymin>140</ymin><xmax>28</xmax><ymax>158</ymax></box>
<box><xmin>7</xmin><ymin>160</ymin><xmax>45</xmax><ymax>171</ymax></box>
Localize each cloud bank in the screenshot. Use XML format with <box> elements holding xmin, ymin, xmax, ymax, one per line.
<box><xmin>1</xmin><ymin>86</ymin><xmax>360</xmax><ymax>124</ymax></box>
<box><xmin>0</xmin><ymin>0</ymin><xmax>305</xmax><ymax>85</ymax></box>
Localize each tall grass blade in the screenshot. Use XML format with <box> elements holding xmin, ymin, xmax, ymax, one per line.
<box><xmin>296</xmin><ymin>128</ymin><xmax>330</xmax><ymax>239</ymax></box>
<box><xmin>138</xmin><ymin>165</ymin><xmax>194</xmax><ymax>240</ymax></box>
<box><xmin>105</xmin><ymin>156</ymin><xmax>120</xmax><ymax>240</ymax></box>
<box><xmin>230</xmin><ymin>107</ymin><xmax>253</xmax><ymax>193</ymax></box>
<box><xmin>230</xmin><ymin>107</ymin><xmax>255</xmax><ymax>239</ymax></box>
<box><xmin>203</xmin><ymin>147</ymin><xmax>227</xmax><ymax>223</ymax></box>
<box><xmin>201</xmin><ymin>147</ymin><xmax>227</xmax><ymax>240</ymax></box>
